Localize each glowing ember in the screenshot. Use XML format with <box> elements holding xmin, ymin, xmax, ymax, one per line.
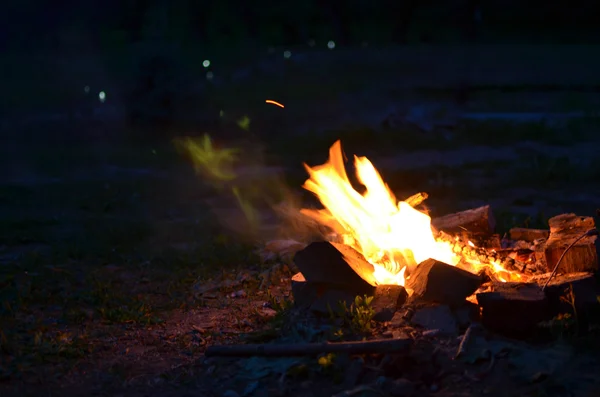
<box><xmin>301</xmin><ymin>141</ymin><xmax>525</xmax><ymax>286</ymax></box>
<box><xmin>265</xmin><ymin>99</ymin><xmax>285</xmax><ymax>108</ymax></box>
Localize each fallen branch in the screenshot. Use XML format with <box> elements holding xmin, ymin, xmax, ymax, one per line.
<box><xmin>204</xmin><ymin>337</ymin><xmax>412</xmax><ymax>357</ymax></box>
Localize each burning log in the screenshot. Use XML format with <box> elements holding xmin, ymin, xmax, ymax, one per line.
<box><xmin>431</xmin><ymin>205</ymin><xmax>495</xmax><ymax>240</ymax></box>
<box><xmin>204</xmin><ymin>337</ymin><xmax>412</xmax><ymax>357</ymax></box>
<box><xmin>509</xmin><ymin>228</ymin><xmax>549</xmax><ymax>242</ymax></box>
<box><xmin>405</xmin><ymin>259</ymin><xmax>483</xmax><ymax>307</ymax></box>
<box><xmin>476</xmin><ymin>282</ymin><xmax>550</xmax><ymax>337</ymax></box>
<box><xmin>543</xmin><ymin>214</ymin><xmax>599</xmax><ymax>274</ymax></box>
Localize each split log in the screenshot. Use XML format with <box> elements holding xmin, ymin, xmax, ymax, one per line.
<box><xmin>431</xmin><ymin>205</ymin><xmax>495</xmax><ymax>239</ymax></box>
<box><xmin>543</xmin><ymin>214</ymin><xmax>599</xmax><ymax>274</ymax></box>
<box><xmin>406</xmin><ymin>259</ymin><xmax>483</xmax><ymax>307</ymax></box>
<box><xmin>476</xmin><ymin>282</ymin><xmax>550</xmax><ymax>338</ymax></box>
<box><xmin>509</xmin><ymin>228</ymin><xmax>549</xmax><ymax>242</ymax></box>
<box><xmin>293</xmin><ymin>241</ymin><xmax>377</xmax><ymax>288</ymax></box>
<box><xmin>204</xmin><ymin>337</ymin><xmax>412</xmax><ymax>357</ymax></box>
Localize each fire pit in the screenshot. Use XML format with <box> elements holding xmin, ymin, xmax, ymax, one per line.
<box><xmin>291</xmin><ymin>140</ymin><xmax>600</xmax><ymax>338</ymax></box>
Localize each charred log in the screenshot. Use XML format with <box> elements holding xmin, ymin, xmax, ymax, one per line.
<box><xmin>476</xmin><ymin>282</ymin><xmax>550</xmax><ymax>338</ymax></box>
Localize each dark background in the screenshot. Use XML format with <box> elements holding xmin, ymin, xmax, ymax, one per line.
<box><xmin>2</xmin><ymin>0</ymin><xmax>600</xmax><ymax>50</ymax></box>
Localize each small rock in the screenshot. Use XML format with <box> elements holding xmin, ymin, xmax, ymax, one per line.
<box><xmin>230</xmin><ymin>290</ymin><xmax>248</xmax><ymax>298</ymax></box>
<box><xmin>372</xmin><ymin>285</ymin><xmax>408</xmax><ymax>322</ymax></box>
<box><xmin>242</xmin><ymin>381</ymin><xmax>259</xmax><ymax>396</ymax></box>
<box><xmin>342</xmin><ymin>357</ymin><xmax>365</xmax><ymax>388</ymax></box>
<box><xmin>392</xmin><ymin>330</ymin><xmax>409</xmax><ymax>339</ymax></box>
<box><xmin>453</xmin><ymin>302</ymin><xmax>479</xmax><ymax>329</ymax></box>
<box><xmin>383</xmin><ymin>377</ymin><xmax>416</xmax><ymax>397</ymax></box>
<box><xmin>411</xmin><ymin>305</ymin><xmax>458</xmax><ymax>336</ymax></box>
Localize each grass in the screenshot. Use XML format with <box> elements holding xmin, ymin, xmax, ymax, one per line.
<box><xmin>0</xmin><ymin>142</ymin><xmax>269</xmax><ymax>387</ymax></box>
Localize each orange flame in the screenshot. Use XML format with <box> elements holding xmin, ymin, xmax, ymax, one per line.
<box><xmin>300</xmin><ymin>141</ymin><xmax>524</xmax><ymax>286</ymax></box>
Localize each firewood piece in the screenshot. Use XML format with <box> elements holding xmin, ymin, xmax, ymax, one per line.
<box><xmin>204</xmin><ymin>337</ymin><xmax>412</xmax><ymax>357</ymax></box>
<box><xmin>294</xmin><ymin>241</ymin><xmax>377</xmax><ymax>288</ymax></box>
<box><xmin>509</xmin><ymin>228</ymin><xmax>549</xmax><ymax>242</ymax></box>
<box><xmin>431</xmin><ymin>205</ymin><xmax>495</xmax><ymax>238</ymax></box>
<box><xmin>291</xmin><ymin>272</ymin><xmax>374</xmax><ymax>314</ymax></box>
<box><xmin>476</xmin><ymin>282</ymin><xmax>550</xmax><ymax>338</ymax></box>
<box><xmin>404</xmin><ymin>192</ymin><xmax>428</xmax><ymax>207</ymax></box>
<box><xmin>371</xmin><ymin>285</ymin><xmax>408</xmax><ymax>322</ymax></box>
<box><xmin>543</xmin><ymin>214</ymin><xmax>599</xmax><ymax>274</ymax></box>
<box><xmin>406</xmin><ymin>259</ymin><xmax>483</xmax><ymax>307</ymax></box>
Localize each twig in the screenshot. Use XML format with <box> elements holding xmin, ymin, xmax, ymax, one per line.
<box><xmin>332</xmin><ymin>384</ymin><xmax>386</xmax><ymax>397</ymax></box>
<box><xmin>204</xmin><ymin>337</ymin><xmax>412</xmax><ymax>357</ymax></box>
<box><xmin>454</xmin><ymin>323</ymin><xmax>477</xmax><ymax>360</ymax></box>
<box><xmin>541</xmin><ymin>229</ymin><xmax>598</xmax><ymax>291</ymax></box>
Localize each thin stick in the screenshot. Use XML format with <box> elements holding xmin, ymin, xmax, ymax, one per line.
<box><xmin>204</xmin><ymin>337</ymin><xmax>411</xmax><ymax>357</ymax></box>
<box><xmin>541</xmin><ymin>229</ymin><xmax>598</xmax><ymax>291</ymax></box>
<box><xmin>332</xmin><ymin>385</ymin><xmax>386</xmax><ymax>397</ymax></box>
<box><xmin>454</xmin><ymin>323</ymin><xmax>477</xmax><ymax>360</ymax></box>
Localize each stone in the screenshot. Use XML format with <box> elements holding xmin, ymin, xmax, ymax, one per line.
<box><xmin>371</xmin><ymin>285</ymin><xmax>409</xmax><ymax>322</ymax></box>
<box><xmin>452</xmin><ymin>302</ymin><xmax>480</xmax><ymax>330</ymax></box>
<box><xmin>410</xmin><ymin>305</ymin><xmax>458</xmax><ymax>336</ymax></box>
<box><xmin>406</xmin><ymin>259</ymin><xmax>483</xmax><ymax>307</ymax></box>
<box><xmin>379</xmin><ymin>377</ymin><xmax>416</xmax><ymax>397</ymax></box>
<box><xmin>342</xmin><ymin>357</ymin><xmax>365</xmax><ymax>388</ymax></box>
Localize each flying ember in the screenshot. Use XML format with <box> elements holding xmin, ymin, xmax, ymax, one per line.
<box><xmin>300</xmin><ymin>141</ymin><xmax>524</xmax><ymax>286</ymax></box>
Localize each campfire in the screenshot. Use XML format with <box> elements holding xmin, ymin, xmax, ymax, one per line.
<box><xmin>300</xmin><ymin>140</ymin><xmax>524</xmax><ymax>286</ymax></box>
<box><xmin>290</xmin><ymin>140</ymin><xmax>600</xmax><ymax>337</ymax></box>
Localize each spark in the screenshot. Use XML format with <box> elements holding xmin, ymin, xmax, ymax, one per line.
<box><xmin>265</xmin><ymin>99</ymin><xmax>284</xmax><ymax>108</ymax></box>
